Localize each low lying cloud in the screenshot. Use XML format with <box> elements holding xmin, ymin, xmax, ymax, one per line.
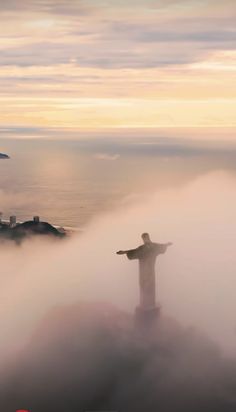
<box><xmin>1</xmin><ymin>170</ymin><xmax>236</xmax><ymax>409</ymax></box>
<box><xmin>94</xmin><ymin>152</ymin><xmax>120</xmax><ymax>161</ymax></box>
<box><xmin>1</xmin><ymin>170</ymin><xmax>236</xmax><ymax>354</ymax></box>
<box><xmin>2</xmin><ymin>302</ymin><xmax>236</xmax><ymax>412</ymax></box>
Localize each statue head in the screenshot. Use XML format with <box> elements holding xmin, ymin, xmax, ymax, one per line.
<box><xmin>141</xmin><ymin>232</ymin><xmax>151</xmax><ymax>244</ymax></box>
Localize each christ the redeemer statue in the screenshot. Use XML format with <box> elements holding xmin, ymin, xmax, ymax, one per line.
<box><xmin>117</xmin><ymin>233</ymin><xmax>172</xmax><ymax>311</ymax></box>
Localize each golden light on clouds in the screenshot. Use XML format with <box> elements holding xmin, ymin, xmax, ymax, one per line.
<box><xmin>0</xmin><ymin>0</ymin><xmax>235</xmax><ymax>133</ymax></box>
<box><xmin>1</xmin><ymin>97</ymin><xmax>235</xmax><ymax>129</ymax></box>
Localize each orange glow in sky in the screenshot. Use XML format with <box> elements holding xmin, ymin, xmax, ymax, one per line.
<box><xmin>0</xmin><ymin>0</ymin><xmax>235</xmax><ymax>132</ymax></box>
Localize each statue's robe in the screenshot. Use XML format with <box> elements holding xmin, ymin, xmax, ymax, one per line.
<box><xmin>127</xmin><ymin>242</ymin><xmax>168</xmax><ymax>310</ymax></box>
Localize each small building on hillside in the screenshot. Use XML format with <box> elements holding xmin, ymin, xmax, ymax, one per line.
<box><xmin>0</xmin><ymin>215</ymin><xmax>65</xmax><ymax>242</ymax></box>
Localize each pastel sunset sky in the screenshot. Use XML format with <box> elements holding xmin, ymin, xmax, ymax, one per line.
<box><xmin>0</xmin><ymin>0</ymin><xmax>236</xmax><ymax>132</ymax></box>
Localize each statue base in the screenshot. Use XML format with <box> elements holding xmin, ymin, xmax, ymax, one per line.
<box><xmin>135</xmin><ymin>304</ymin><xmax>161</xmax><ymax>327</ymax></box>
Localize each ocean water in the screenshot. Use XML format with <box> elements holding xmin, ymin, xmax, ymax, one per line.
<box><xmin>0</xmin><ymin>135</ymin><xmax>236</xmax><ymax>227</ymax></box>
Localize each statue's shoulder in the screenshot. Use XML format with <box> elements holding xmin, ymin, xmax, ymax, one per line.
<box><xmin>151</xmin><ymin>242</ymin><xmax>159</xmax><ymax>248</ymax></box>
<box><xmin>151</xmin><ymin>242</ymin><xmax>162</xmax><ymax>252</ymax></box>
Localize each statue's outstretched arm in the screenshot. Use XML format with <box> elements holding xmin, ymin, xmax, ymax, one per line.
<box><xmin>157</xmin><ymin>242</ymin><xmax>173</xmax><ymax>254</ymax></box>
<box><xmin>116</xmin><ymin>247</ymin><xmax>140</xmax><ymax>259</ymax></box>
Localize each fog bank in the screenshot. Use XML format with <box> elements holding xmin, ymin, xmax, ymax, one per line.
<box><xmin>2</xmin><ymin>303</ymin><xmax>236</xmax><ymax>412</ymax></box>
<box><xmin>0</xmin><ymin>170</ymin><xmax>236</xmax><ymax>358</ymax></box>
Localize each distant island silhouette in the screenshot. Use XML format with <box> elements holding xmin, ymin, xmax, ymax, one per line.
<box><xmin>0</xmin><ymin>153</ymin><xmax>10</xmax><ymax>159</ymax></box>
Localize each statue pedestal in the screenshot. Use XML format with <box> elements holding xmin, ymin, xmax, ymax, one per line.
<box><xmin>135</xmin><ymin>304</ymin><xmax>161</xmax><ymax>327</ymax></box>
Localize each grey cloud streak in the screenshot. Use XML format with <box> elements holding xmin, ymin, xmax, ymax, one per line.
<box><xmin>0</xmin><ymin>0</ymin><xmax>90</xmax><ymax>15</ymax></box>
<box><xmin>0</xmin><ymin>37</ymin><xmax>223</xmax><ymax>69</ymax></box>
<box><xmin>0</xmin><ymin>1</ymin><xmax>235</xmax><ymax>70</ymax></box>
<box><xmin>0</xmin><ymin>31</ymin><xmax>235</xmax><ymax>71</ymax></box>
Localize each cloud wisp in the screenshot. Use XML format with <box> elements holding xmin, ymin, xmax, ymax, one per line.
<box><xmin>0</xmin><ymin>0</ymin><xmax>235</xmax><ymax>128</ymax></box>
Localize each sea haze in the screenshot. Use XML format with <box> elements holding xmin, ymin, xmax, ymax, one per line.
<box><xmin>2</xmin><ymin>132</ymin><xmax>236</xmax><ymax>410</ymax></box>
<box><xmin>0</xmin><ymin>132</ymin><xmax>236</xmax><ymax>227</ymax></box>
